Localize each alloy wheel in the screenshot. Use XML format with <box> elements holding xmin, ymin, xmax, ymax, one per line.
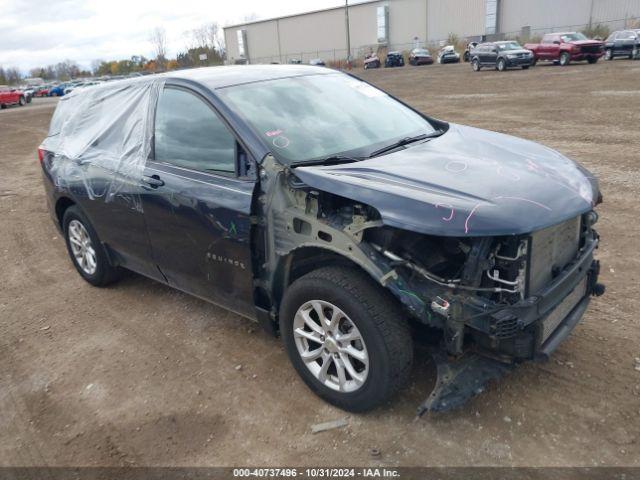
<box><xmin>293</xmin><ymin>300</ymin><xmax>369</xmax><ymax>393</ymax></box>
<box><xmin>67</xmin><ymin>219</ymin><xmax>97</xmax><ymax>275</ymax></box>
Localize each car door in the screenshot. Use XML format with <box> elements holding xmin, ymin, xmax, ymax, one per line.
<box><xmin>140</xmin><ymin>85</ymin><xmax>256</xmax><ymax>318</ymax></box>
<box><xmin>485</xmin><ymin>45</ymin><xmax>498</xmax><ymax>66</ymax></box>
<box><xmin>477</xmin><ymin>46</ymin><xmax>488</xmax><ymax>64</ymax></box>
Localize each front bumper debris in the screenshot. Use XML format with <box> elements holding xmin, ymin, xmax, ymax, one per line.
<box><xmin>416</xmin><ymin>350</ymin><xmax>514</xmax><ymax>416</ymax></box>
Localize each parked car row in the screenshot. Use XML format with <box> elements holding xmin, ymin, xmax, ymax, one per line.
<box><xmin>360</xmin><ymin>29</ymin><xmax>637</xmax><ymax>74</ymax></box>
<box><xmin>469</xmin><ymin>29</ymin><xmax>639</xmax><ymax>72</ymax></box>
<box><xmin>364</xmin><ymin>46</ymin><xmax>460</xmax><ymax>69</ymax></box>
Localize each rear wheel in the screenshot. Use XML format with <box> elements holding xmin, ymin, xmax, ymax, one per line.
<box><xmin>522</xmin><ymin>65</ymin><xmax>530</xmax><ymax>69</ymax></box>
<box><xmin>63</xmin><ymin>206</ymin><xmax>121</xmax><ymax>287</ymax></box>
<box><xmin>280</xmin><ymin>266</ymin><xmax>413</xmax><ymax>412</ymax></box>
<box><xmin>560</xmin><ymin>51</ymin><xmax>571</xmax><ymax>66</ymax></box>
<box><xmin>605</xmin><ymin>49</ymin><xmax>613</xmax><ymax>61</ymax></box>
<box><xmin>630</xmin><ymin>47</ymin><xmax>637</xmax><ymax>59</ymax></box>
<box><xmin>472</xmin><ymin>58</ymin><xmax>481</xmax><ymax>71</ymax></box>
<box><xmin>497</xmin><ymin>58</ymin><xmax>506</xmax><ymax>71</ymax></box>
<box><xmin>18</xmin><ymin>96</ymin><xmax>25</xmax><ymax>106</ymax></box>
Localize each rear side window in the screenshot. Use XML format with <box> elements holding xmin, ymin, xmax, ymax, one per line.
<box><xmin>154</xmin><ymin>87</ymin><xmax>236</xmax><ymax>176</ymax></box>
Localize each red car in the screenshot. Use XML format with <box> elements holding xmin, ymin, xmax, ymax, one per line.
<box><xmin>525</xmin><ymin>32</ymin><xmax>604</xmax><ymax>66</ymax></box>
<box><xmin>0</xmin><ymin>86</ymin><xmax>27</xmax><ymax>108</ymax></box>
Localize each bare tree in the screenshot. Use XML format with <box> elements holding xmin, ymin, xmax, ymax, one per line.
<box><xmin>190</xmin><ymin>22</ymin><xmax>223</xmax><ymax>53</ymax></box>
<box><xmin>149</xmin><ymin>27</ymin><xmax>167</xmax><ymax>67</ymax></box>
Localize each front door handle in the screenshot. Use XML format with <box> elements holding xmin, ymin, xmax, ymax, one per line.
<box><xmin>141</xmin><ymin>174</ymin><xmax>164</xmax><ymax>189</ymax></box>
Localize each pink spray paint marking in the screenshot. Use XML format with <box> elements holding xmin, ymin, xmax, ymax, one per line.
<box><xmin>435</xmin><ymin>203</ymin><xmax>455</xmax><ymax>221</ymax></box>
<box><xmin>464</xmin><ymin>196</ymin><xmax>552</xmax><ymax>234</ymax></box>
<box><xmin>494</xmin><ymin>196</ymin><xmax>552</xmax><ymax>211</ymax></box>
<box><xmin>265</xmin><ymin>129</ymin><xmax>283</xmax><ymax>137</ymax></box>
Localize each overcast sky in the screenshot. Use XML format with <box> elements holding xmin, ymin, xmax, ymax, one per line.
<box><xmin>0</xmin><ymin>0</ymin><xmax>346</xmax><ymax>73</ymax></box>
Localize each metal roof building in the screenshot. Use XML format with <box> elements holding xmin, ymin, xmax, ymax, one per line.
<box><xmin>223</xmin><ymin>0</ymin><xmax>640</xmax><ymax>65</ymax></box>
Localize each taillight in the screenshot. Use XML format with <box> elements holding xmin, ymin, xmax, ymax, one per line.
<box><xmin>37</xmin><ymin>147</ymin><xmax>45</xmax><ymax>164</ymax></box>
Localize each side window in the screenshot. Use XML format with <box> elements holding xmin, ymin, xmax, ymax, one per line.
<box><xmin>542</xmin><ymin>35</ymin><xmax>552</xmax><ymax>44</ymax></box>
<box><xmin>154</xmin><ymin>87</ymin><xmax>236</xmax><ymax>176</ymax></box>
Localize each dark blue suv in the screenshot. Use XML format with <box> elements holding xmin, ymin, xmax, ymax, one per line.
<box><xmin>40</xmin><ymin>65</ymin><xmax>604</xmax><ymax>415</ymax></box>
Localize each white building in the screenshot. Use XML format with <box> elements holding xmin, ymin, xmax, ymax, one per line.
<box><xmin>223</xmin><ymin>0</ymin><xmax>640</xmax><ymax>64</ymax></box>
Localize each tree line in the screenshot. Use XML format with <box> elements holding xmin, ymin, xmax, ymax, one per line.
<box><xmin>1</xmin><ymin>23</ymin><xmax>225</xmax><ymax>85</ymax></box>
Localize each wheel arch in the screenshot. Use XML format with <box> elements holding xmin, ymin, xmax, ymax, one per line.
<box><xmin>260</xmin><ymin>245</ymin><xmax>398</xmax><ymax>335</ymax></box>
<box><xmin>55</xmin><ymin>196</ymin><xmax>76</xmax><ymax>228</ymax></box>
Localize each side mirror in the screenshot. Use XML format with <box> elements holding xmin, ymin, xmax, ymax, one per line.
<box><xmin>553</xmin><ymin>41</ymin><xmax>561</xmax><ymax>45</ymax></box>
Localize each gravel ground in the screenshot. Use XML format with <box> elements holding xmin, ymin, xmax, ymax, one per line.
<box><xmin>1</xmin><ymin>60</ymin><xmax>639</xmax><ymax>467</ymax></box>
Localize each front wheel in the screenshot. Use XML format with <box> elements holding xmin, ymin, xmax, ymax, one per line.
<box><xmin>280</xmin><ymin>267</ymin><xmax>413</xmax><ymax>412</ymax></box>
<box><xmin>497</xmin><ymin>58</ymin><xmax>506</xmax><ymax>71</ymax></box>
<box><xmin>560</xmin><ymin>51</ymin><xmax>571</xmax><ymax>66</ymax></box>
<box><xmin>522</xmin><ymin>65</ymin><xmax>530</xmax><ymax>69</ymax></box>
<box><xmin>587</xmin><ymin>56</ymin><xmax>599</xmax><ymax>64</ymax></box>
<box><xmin>18</xmin><ymin>96</ymin><xmax>26</xmax><ymax>106</ymax></box>
<box><xmin>472</xmin><ymin>58</ymin><xmax>481</xmax><ymax>71</ymax></box>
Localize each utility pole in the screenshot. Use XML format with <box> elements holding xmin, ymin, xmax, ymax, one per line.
<box><xmin>345</xmin><ymin>0</ymin><xmax>351</xmax><ymax>67</ymax></box>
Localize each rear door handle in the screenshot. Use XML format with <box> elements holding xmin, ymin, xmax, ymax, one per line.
<box><xmin>141</xmin><ymin>175</ymin><xmax>164</xmax><ymax>189</ymax></box>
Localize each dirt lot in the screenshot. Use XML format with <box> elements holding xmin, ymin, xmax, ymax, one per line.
<box><xmin>1</xmin><ymin>61</ymin><xmax>639</xmax><ymax>468</ymax></box>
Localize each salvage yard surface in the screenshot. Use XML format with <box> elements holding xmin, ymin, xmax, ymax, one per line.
<box><xmin>1</xmin><ymin>61</ymin><xmax>639</xmax><ymax>467</ymax></box>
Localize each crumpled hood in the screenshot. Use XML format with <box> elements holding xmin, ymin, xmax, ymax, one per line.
<box><xmin>294</xmin><ymin>123</ymin><xmax>598</xmax><ymax>236</ymax></box>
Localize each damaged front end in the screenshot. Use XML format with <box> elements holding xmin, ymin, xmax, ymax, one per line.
<box><xmin>255</xmin><ymin>153</ymin><xmax>604</xmax><ymax>415</ymax></box>
<box><xmin>363</xmin><ymin>213</ymin><xmax>604</xmax><ymax>415</ymax></box>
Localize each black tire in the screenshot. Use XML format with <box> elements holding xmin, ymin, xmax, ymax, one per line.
<box><xmin>463</xmin><ymin>51</ymin><xmax>470</xmax><ymax>62</ymax></box>
<box><xmin>587</xmin><ymin>56</ymin><xmax>598</xmax><ymax>64</ymax></box>
<box><xmin>18</xmin><ymin>96</ymin><xmax>25</xmax><ymax>106</ymax></box>
<box><xmin>472</xmin><ymin>58</ymin><xmax>481</xmax><ymax>71</ymax></box>
<box><xmin>62</xmin><ymin>205</ymin><xmax>121</xmax><ymax>287</ymax></box>
<box><xmin>531</xmin><ymin>57</ymin><xmax>538</xmax><ymax>66</ymax></box>
<box><xmin>497</xmin><ymin>58</ymin><xmax>506</xmax><ymax>71</ymax></box>
<box><xmin>632</xmin><ymin>47</ymin><xmax>638</xmax><ymax>59</ymax></box>
<box><xmin>522</xmin><ymin>65</ymin><xmax>530</xmax><ymax>69</ymax></box>
<box><xmin>279</xmin><ymin>266</ymin><xmax>413</xmax><ymax>412</ymax></box>
<box><xmin>605</xmin><ymin>49</ymin><xmax>613</xmax><ymax>61</ymax></box>
<box><xmin>560</xmin><ymin>51</ymin><xmax>571</xmax><ymax>66</ymax></box>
